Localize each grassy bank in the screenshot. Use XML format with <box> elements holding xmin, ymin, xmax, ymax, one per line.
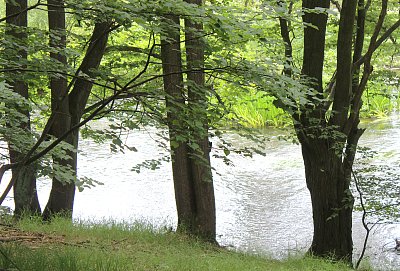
<box><xmin>0</xmin><ymin>217</ymin><xmax>354</xmax><ymax>271</ymax></box>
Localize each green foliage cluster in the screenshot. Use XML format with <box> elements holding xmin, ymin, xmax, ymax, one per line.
<box><xmin>0</xmin><ymin>0</ymin><xmax>314</xmax><ymax>182</ymax></box>
<box><xmin>354</xmin><ymin>147</ymin><xmax>400</xmax><ymax>222</ymax></box>
<box><xmin>0</xmin><ymin>83</ymin><xmax>33</xmax><ymax>154</ymax></box>
<box><xmin>226</xmin><ymin>90</ymin><xmax>289</xmax><ymax>128</ymax></box>
<box><xmin>360</xmin><ymin>73</ymin><xmax>400</xmax><ymax>118</ymax></box>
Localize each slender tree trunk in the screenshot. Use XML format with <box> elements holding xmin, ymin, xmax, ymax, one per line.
<box><xmin>301</xmin><ymin>0</ymin><xmax>329</xmax><ymax>93</ymax></box>
<box><xmin>67</xmin><ymin>21</ymin><xmax>111</xmax><ymax>213</ymax></box>
<box><xmin>43</xmin><ymin>21</ymin><xmax>111</xmax><ymax>219</ymax></box>
<box><xmin>331</xmin><ymin>0</ymin><xmax>358</xmax><ymax>129</ymax></box>
<box><xmin>161</xmin><ymin>11</ymin><xmax>216</xmax><ymax>241</ymax></box>
<box><xmin>161</xmin><ymin>15</ymin><xmax>197</xmax><ymax>234</ymax></box>
<box><xmin>6</xmin><ymin>0</ymin><xmax>41</xmax><ymax>216</ymax></box>
<box><xmin>277</xmin><ymin>0</ymin><xmax>293</xmax><ymax>77</ymax></box>
<box><xmin>43</xmin><ymin>0</ymin><xmax>74</xmax><ymax>219</ymax></box>
<box><xmin>184</xmin><ymin>0</ymin><xmax>216</xmax><ymax>241</ymax></box>
<box><xmin>352</xmin><ymin>0</ymin><xmax>366</xmax><ymax>86</ymax></box>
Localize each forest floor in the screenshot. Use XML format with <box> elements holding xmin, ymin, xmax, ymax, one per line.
<box><xmin>0</xmin><ymin>218</ymin><xmax>359</xmax><ymax>271</ymax></box>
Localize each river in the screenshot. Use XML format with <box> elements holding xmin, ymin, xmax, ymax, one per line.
<box><xmin>1</xmin><ymin>116</ymin><xmax>400</xmax><ymax>270</ymax></box>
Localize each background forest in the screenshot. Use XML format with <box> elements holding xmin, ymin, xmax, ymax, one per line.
<box><xmin>0</xmin><ymin>0</ymin><xmax>399</xmax><ymax>270</ymax></box>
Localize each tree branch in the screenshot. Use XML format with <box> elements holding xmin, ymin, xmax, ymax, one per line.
<box><xmin>105</xmin><ymin>45</ymin><xmax>161</xmax><ymax>59</ymax></box>
<box><xmin>352</xmin><ymin>168</ymin><xmax>370</xmax><ymax>269</ymax></box>
<box><xmin>330</xmin><ymin>0</ymin><xmax>341</xmax><ymax>12</ymax></box>
<box><xmin>345</xmin><ymin>0</ymin><xmax>391</xmax><ymax>134</ymax></box>
<box><xmin>0</xmin><ymin>0</ymin><xmax>42</xmax><ymax>23</ymax></box>
<box><xmin>353</xmin><ymin>18</ymin><xmax>399</xmax><ymax>68</ymax></box>
<box><xmin>277</xmin><ymin>0</ymin><xmax>293</xmax><ymax>77</ymax></box>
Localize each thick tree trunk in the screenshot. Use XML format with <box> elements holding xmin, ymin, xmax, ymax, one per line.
<box><xmin>185</xmin><ymin>0</ymin><xmax>216</xmax><ymax>242</ymax></box>
<box><xmin>299</xmin><ymin>0</ymin><xmax>355</xmax><ymax>263</ymax></box>
<box><xmin>44</xmin><ymin>22</ymin><xmax>110</xmax><ymax>219</ymax></box>
<box><xmin>161</xmin><ymin>15</ymin><xmax>197</xmax><ymax>233</ymax></box>
<box><xmin>301</xmin><ymin>140</ymin><xmax>353</xmax><ymax>262</ymax></box>
<box><xmin>10</xmin><ymin>156</ymin><xmax>40</xmax><ymax>215</ymax></box>
<box><xmin>6</xmin><ymin>0</ymin><xmax>41</xmax><ymax>216</ymax></box>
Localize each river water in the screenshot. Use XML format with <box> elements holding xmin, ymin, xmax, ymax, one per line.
<box><xmin>1</xmin><ymin>117</ymin><xmax>400</xmax><ymax>270</ymax></box>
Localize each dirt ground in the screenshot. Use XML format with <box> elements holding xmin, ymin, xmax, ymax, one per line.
<box><xmin>0</xmin><ymin>224</ymin><xmax>68</xmax><ymax>249</ymax></box>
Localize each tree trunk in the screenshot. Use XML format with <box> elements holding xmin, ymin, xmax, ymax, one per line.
<box><xmin>43</xmin><ymin>21</ymin><xmax>111</xmax><ymax>219</ymax></box>
<box><xmin>6</xmin><ymin>0</ymin><xmax>41</xmax><ymax>216</ymax></box>
<box><xmin>161</xmin><ymin>11</ymin><xmax>216</xmax><ymax>241</ymax></box>
<box><xmin>331</xmin><ymin>0</ymin><xmax>358</xmax><ymax>130</ymax></box>
<box><xmin>184</xmin><ymin>0</ymin><xmax>216</xmax><ymax>241</ymax></box>
<box><xmin>298</xmin><ymin>0</ymin><xmax>355</xmax><ymax>263</ymax></box>
<box><xmin>277</xmin><ymin>0</ymin><xmax>293</xmax><ymax>77</ymax></box>
<box><xmin>301</xmin><ymin>0</ymin><xmax>330</xmax><ymax>94</ymax></box>
<box><xmin>301</xmin><ymin>139</ymin><xmax>353</xmax><ymax>262</ymax></box>
<box><xmin>43</xmin><ymin>0</ymin><xmax>74</xmax><ymax>219</ymax></box>
<box><xmin>161</xmin><ymin>15</ymin><xmax>197</xmax><ymax>234</ymax></box>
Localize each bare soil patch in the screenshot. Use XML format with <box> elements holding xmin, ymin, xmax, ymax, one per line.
<box><xmin>0</xmin><ymin>224</ymin><xmax>88</xmax><ymax>249</ymax></box>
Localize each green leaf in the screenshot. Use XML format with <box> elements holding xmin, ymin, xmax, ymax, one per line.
<box><xmin>223</xmin><ymin>148</ymin><xmax>230</xmax><ymax>156</ymax></box>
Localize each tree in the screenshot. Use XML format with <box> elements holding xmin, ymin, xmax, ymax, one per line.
<box><xmin>0</xmin><ymin>1</ymin><xmax>114</xmax><ymax>219</ymax></box>
<box><xmin>42</xmin><ymin>0</ymin><xmax>74</xmax><ymax>219</ymax></box>
<box><xmin>5</xmin><ymin>0</ymin><xmax>41</xmax><ymax>216</ymax></box>
<box><xmin>275</xmin><ymin>0</ymin><xmax>399</xmax><ymax>263</ymax></box>
<box><xmin>43</xmin><ymin>19</ymin><xmax>112</xmax><ymax>219</ymax></box>
<box><xmin>298</xmin><ymin>0</ymin><xmax>357</xmax><ymax>262</ymax></box>
<box><xmin>184</xmin><ymin>0</ymin><xmax>216</xmax><ymax>241</ymax></box>
<box><xmin>160</xmin><ymin>0</ymin><xmax>216</xmax><ymax>241</ymax></box>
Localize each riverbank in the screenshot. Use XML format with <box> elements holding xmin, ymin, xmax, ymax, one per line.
<box><xmin>0</xmin><ymin>217</ymin><xmax>357</xmax><ymax>271</ymax></box>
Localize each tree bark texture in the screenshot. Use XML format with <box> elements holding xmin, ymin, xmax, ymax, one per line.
<box><xmin>301</xmin><ymin>139</ymin><xmax>353</xmax><ymax>262</ymax></box>
<box><xmin>43</xmin><ymin>16</ymin><xmax>111</xmax><ymax>219</ymax></box>
<box><xmin>6</xmin><ymin>0</ymin><xmax>41</xmax><ymax>215</ymax></box>
<box><xmin>161</xmin><ymin>10</ymin><xmax>216</xmax><ymax>242</ymax></box>
<box><xmin>43</xmin><ymin>0</ymin><xmax>74</xmax><ymax>219</ymax></box>
<box><xmin>298</xmin><ymin>0</ymin><xmax>356</xmax><ymax>263</ymax></box>
<box><xmin>161</xmin><ymin>15</ymin><xmax>197</xmax><ymax>234</ymax></box>
<box><xmin>277</xmin><ymin>0</ymin><xmax>293</xmax><ymax>77</ymax></box>
<box><xmin>185</xmin><ymin>0</ymin><xmax>216</xmax><ymax>241</ymax></box>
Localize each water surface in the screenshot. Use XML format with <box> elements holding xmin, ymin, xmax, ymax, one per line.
<box><xmin>1</xmin><ymin>117</ymin><xmax>400</xmax><ymax>269</ymax></box>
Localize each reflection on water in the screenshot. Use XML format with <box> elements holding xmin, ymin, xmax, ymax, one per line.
<box><xmin>1</xmin><ymin>117</ymin><xmax>400</xmax><ymax>269</ymax></box>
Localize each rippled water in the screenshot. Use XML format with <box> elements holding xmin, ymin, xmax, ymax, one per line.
<box><xmin>2</xmin><ymin>117</ymin><xmax>400</xmax><ymax>270</ymax></box>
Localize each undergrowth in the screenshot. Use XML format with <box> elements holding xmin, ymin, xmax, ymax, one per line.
<box><xmin>0</xmin><ymin>217</ymin><xmax>356</xmax><ymax>271</ymax></box>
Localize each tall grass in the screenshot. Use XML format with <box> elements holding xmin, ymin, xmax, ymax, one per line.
<box><xmin>230</xmin><ymin>92</ymin><xmax>290</xmax><ymax>128</ymax></box>
<box><xmin>0</xmin><ymin>217</ymin><xmax>356</xmax><ymax>271</ymax></box>
<box><xmin>216</xmin><ymin>79</ymin><xmax>400</xmax><ymax>129</ymax></box>
<box><xmin>360</xmin><ymin>79</ymin><xmax>399</xmax><ymax>118</ymax></box>
<box><xmin>361</xmin><ymin>92</ymin><xmax>397</xmax><ymax>118</ymax></box>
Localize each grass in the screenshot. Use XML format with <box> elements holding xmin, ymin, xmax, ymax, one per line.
<box><xmin>0</xmin><ymin>217</ymin><xmax>355</xmax><ymax>271</ymax></box>
<box><xmin>361</xmin><ymin>92</ymin><xmax>396</xmax><ymax>118</ymax></box>
<box><xmin>232</xmin><ymin>93</ymin><xmax>290</xmax><ymax>128</ymax></box>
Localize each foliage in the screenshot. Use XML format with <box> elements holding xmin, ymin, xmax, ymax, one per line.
<box><xmin>354</xmin><ymin>147</ymin><xmax>400</xmax><ymax>222</ymax></box>
<box><xmin>0</xmin><ymin>0</ymin><xmax>398</xmax><ymax>266</ymax></box>
<box><xmin>0</xmin><ymin>83</ymin><xmax>33</xmax><ymax>156</ymax></box>
<box><xmin>230</xmin><ymin>91</ymin><xmax>290</xmax><ymax>128</ymax></box>
<box><xmin>360</xmin><ymin>72</ymin><xmax>400</xmax><ymax>118</ymax></box>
